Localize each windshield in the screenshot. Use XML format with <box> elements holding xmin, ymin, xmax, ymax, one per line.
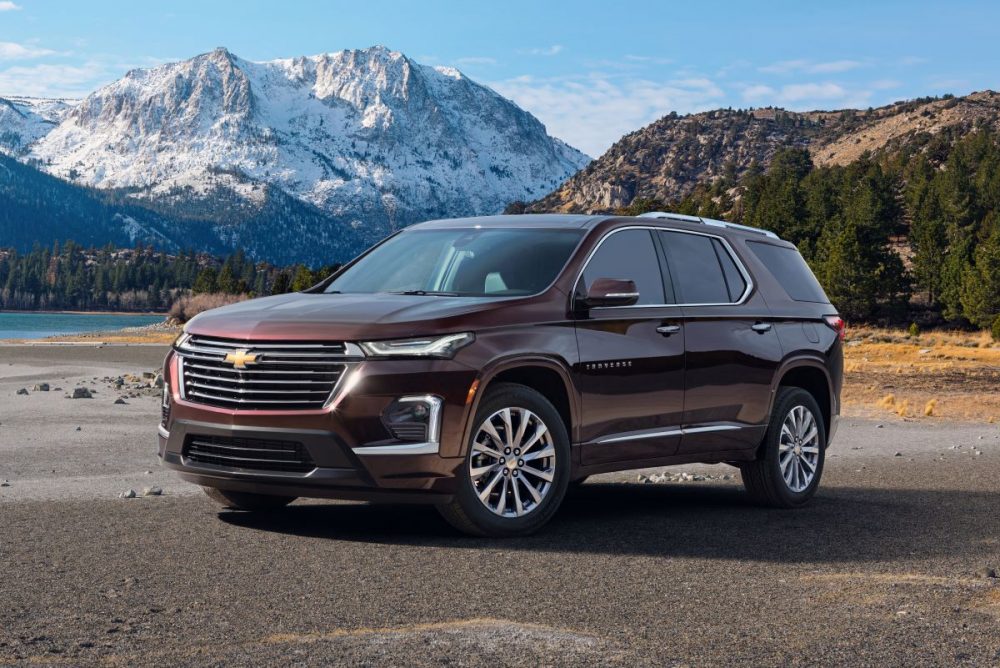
<box><xmin>324</xmin><ymin>228</ymin><xmax>585</xmax><ymax>297</ymax></box>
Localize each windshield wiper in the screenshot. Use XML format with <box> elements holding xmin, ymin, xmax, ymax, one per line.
<box><xmin>388</xmin><ymin>290</ymin><xmax>461</xmax><ymax>296</ymax></box>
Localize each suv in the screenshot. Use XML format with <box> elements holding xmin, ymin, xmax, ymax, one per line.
<box><xmin>158</xmin><ymin>213</ymin><xmax>843</xmax><ymax>536</ymax></box>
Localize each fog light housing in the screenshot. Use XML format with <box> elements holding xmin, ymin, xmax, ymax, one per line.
<box><xmin>382</xmin><ymin>395</ymin><xmax>442</xmax><ymax>443</ymax></box>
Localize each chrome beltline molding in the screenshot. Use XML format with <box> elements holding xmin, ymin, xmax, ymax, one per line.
<box><xmin>595</xmin><ymin>424</ymin><xmax>742</xmax><ymax>445</ymax></box>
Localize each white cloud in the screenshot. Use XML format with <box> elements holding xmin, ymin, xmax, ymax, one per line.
<box><xmin>808</xmin><ymin>60</ymin><xmax>863</xmax><ymax>74</ymax></box>
<box><xmin>742</xmin><ymin>84</ymin><xmax>776</xmax><ymax>102</ymax></box>
<box><xmin>454</xmin><ymin>56</ymin><xmax>497</xmax><ymax>66</ymax></box>
<box><xmin>758</xmin><ymin>59</ymin><xmax>809</xmax><ymax>74</ymax></box>
<box><xmin>739</xmin><ymin>81</ymin><xmax>874</xmax><ymax>110</ymax></box>
<box><xmin>491</xmin><ymin>73</ymin><xmax>724</xmax><ymax>157</ymax></box>
<box><xmin>0</xmin><ymin>1</ymin><xmax>22</xmax><ymax>10</ymax></box>
<box><xmin>779</xmin><ymin>82</ymin><xmax>849</xmax><ymax>102</ymax></box>
<box><xmin>624</xmin><ymin>54</ymin><xmax>673</xmax><ymax>65</ymax></box>
<box><xmin>0</xmin><ymin>41</ymin><xmax>57</xmax><ymax>60</ymax></box>
<box><xmin>518</xmin><ymin>45</ymin><xmax>563</xmax><ymax>57</ymax></box>
<box><xmin>0</xmin><ymin>61</ymin><xmax>107</xmax><ymax>97</ymax></box>
<box><xmin>926</xmin><ymin>77</ymin><xmax>969</xmax><ymax>92</ymax></box>
<box><xmin>759</xmin><ymin>59</ymin><xmax>863</xmax><ymax>75</ymax></box>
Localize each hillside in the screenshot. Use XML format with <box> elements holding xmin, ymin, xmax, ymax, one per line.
<box><xmin>530</xmin><ymin>91</ymin><xmax>1000</xmax><ymax>213</ymax></box>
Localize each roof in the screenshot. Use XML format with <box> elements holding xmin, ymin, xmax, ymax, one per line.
<box><xmin>410</xmin><ymin>214</ymin><xmax>609</xmax><ymax>230</ymax></box>
<box><xmin>409</xmin><ymin>212</ymin><xmax>782</xmax><ymax>240</ymax></box>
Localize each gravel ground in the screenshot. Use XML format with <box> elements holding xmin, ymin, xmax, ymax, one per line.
<box><xmin>1</xmin><ymin>345</ymin><xmax>999</xmax><ymax>666</ymax></box>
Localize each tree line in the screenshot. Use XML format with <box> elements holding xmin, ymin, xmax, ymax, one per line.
<box><xmin>624</xmin><ymin>123</ymin><xmax>1000</xmax><ymax>333</ymax></box>
<box><xmin>0</xmin><ymin>241</ymin><xmax>339</xmax><ymax>312</ymax></box>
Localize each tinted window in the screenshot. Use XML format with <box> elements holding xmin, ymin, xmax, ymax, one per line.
<box><xmin>712</xmin><ymin>238</ymin><xmax>747</xmax><ymax>301</ymax></box>
<box><xmin>659</xmin><ymin>231</ymin><xmax>732</xmax><ymax>304</ymax></box>
<box><xmin>582</xmin><ymin>229</ymin><xmax>666</xmax><ymax>305</ymax></box>
<box><xmin>326</xmin><ymin>228</ymin><xmax>584</xmax><ymax>297</ymax></box>
<box><xmin>747</xmin><ymin>241</ymin><xmax>829</xmax><ymax>303</ymax></box>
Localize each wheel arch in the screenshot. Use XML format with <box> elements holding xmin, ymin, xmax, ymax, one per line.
<box><xmin>770</xmin><ymin>358</ymin><xmax>834</xmax><ymax>446</ymax></box>
<box><xmin>463</xmin><ymin>357</ymin><xmax>579</xmax><ymax>458</ymax></box>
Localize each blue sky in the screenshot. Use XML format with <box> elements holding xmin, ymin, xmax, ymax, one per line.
<box><xmin>1</xmin><ymin>0</ymin><xmax>998</xmax><ymax>156</ymax></box>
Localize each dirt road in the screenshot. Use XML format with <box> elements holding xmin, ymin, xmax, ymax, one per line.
<box><xmin>1</xmin><ymin>345</ymin><xmax>998</xmax><ymax>666</ymax></box>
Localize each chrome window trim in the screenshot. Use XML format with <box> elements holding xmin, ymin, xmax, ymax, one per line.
<box><xmin>572</xmin><ymin>225</ymin><xmax>756</xmax><ymax>310</ymax></box>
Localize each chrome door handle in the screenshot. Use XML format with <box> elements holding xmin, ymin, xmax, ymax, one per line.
<box><xmin>751</xmin><ymin>322</ymin><xmax>772</xmax><ymax>333</ymax></box>
<box><xmin>656</xmin><ymin>325</ymin><xmax>681</xmax><ymax>336</ymax></box>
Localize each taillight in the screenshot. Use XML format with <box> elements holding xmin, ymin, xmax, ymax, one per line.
<box><xmin>824</xmin><ymin>315</ymin><xmax>846</xmax><ymax>340</ymax></box>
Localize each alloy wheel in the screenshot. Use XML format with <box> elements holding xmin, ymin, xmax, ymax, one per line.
<box><xmin>778</xmin><ymin>404</ymin><xmax>821</xmax><ymax>493</ymax></box>
<box><xmin>469</xmin><ymin>407</ymin><xmax>556</xmax><ymax>517</ymax></box>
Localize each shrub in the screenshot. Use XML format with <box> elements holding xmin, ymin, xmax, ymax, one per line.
<box><xmin>992</xmin><ymin>315</ymin><xmax>1000</xmax><ymax>342</ymax></box>
<box><xmin>907</xmin><ymin>322</ymin><xmax>920</xmax><ymax>337</ymax></box>
<box><xmin>168</xmin><ymin>293</ymin><xmax>248</xmax><ymax>324</ymax></box>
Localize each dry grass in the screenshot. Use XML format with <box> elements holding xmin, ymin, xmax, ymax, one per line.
<box><xmin>168</xmin><ymin>292</ymin><xmax>248</xmax><ymax>323</ymax></box>
<box><xmin>843</xmin><ymin>326</ymin><xmax>1000</xmax><ymax>422</ymax></box>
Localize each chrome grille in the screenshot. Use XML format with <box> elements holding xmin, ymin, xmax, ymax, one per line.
<box><xmin>183</xmin><ymin>435</ymin><xmax>315</xmax><ymax>473</ymax></box>
<box><xmin>177</xmin><ymin>336</ymin><xmax>354</xmax><ymax>410</ymax></box>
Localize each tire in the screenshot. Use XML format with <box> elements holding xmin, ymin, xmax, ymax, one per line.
<box><xmin>437</xmin><ymin>382</ymin><xmax>570</xmax><ymax>537</ymax></box>
<box><xmin>203</xmin><ymin>487</ymin><xmax>296</xmax><ymax>511</ymax></box>
<box><xmin>740</xmin><ymin>387</ymin><xmax>826</xmax><ymax>508</ymax></box>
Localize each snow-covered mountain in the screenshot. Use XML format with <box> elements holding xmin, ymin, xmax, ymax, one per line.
<box><xmin>0</xmin><ymin>96</ymin><xmax>75</xmax><ymax>154</ymax></box>
<box><xmin>16</xmin><ymin>46</ymin><xmax>589</xmax><ymax>259</ymax></box>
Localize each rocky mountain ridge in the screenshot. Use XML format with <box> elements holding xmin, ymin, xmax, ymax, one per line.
<box><xmin>531</xmin><ymin>91</ymin><xmax>1000</xmax><ymax>213</ymax></box>
<box><xmin>1</xmin><ymin>46</ymin><xmax>589</xmax><ymax>263</ymax></box>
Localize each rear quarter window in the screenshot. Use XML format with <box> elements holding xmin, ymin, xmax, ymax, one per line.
<box><xmin>747</xmin><ymin>241</ymin><xmax>829</xmax><ymax>303</ymax></box>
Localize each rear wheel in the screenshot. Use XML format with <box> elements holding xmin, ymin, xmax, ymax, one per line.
<box><xmin>203</xmin><ymin>487</ymin><xmax>296</xmax><ymax>511</ymax></box>
<box><xmin>740</xmin><ymin>387</ymin><xmax>826</xmax><ymax>508</ymax></box>
<box><xmin>437</xmin><ymin>383</ymin><xmax>570</xmax><ymax>537</ymax></box>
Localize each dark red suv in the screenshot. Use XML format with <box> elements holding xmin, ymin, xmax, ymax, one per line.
<box><xmin>158</xmin><ymin>212</ymin><xmax>844</xmax><ymax>536</ymax></box>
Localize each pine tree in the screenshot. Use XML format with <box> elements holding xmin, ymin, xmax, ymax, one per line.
<box><xmin>192</xmin><ymin>267</ymin><xmax>219</xmax><ymax>294</ymax></box>
<box><xmin>959</xmin><ymin>226</ymin><xmax>1000</xmax><ymax>327</ymax></box>
<box><xmin>290</xmin><ymin>265</ymin><xmax>316</xmax><ymax>292</ymax></box>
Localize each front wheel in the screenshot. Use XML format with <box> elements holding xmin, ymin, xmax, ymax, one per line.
<box><xmin>437</xmin><ymin>383</ymin><xmax>570</xmax><ymax>537</ymax></box>
<box><xmin>203</xmin><ymin>487</ymin><xmax>296</xmax><ymax>511</ymax></box>
<box><xmin>740</xmin><ymin>387</ymin><xmax>826</xmax><ymax>507</ymax></box>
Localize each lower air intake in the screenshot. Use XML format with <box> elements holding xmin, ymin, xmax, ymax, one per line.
<box><xmin>183</xmin><ymin>435</ymin><xmax>316</xmax><ymax>474</ymax></box>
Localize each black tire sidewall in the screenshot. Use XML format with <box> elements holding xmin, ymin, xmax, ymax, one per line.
<box><xmin>763</xmin><ymin>388</ymin><xmax>826</xmax><ymax>506</ymax></box>
<box><xmin>451</xmin><ymin>383</ymin><xmax>570</xmax><ymax>536</ymax></box>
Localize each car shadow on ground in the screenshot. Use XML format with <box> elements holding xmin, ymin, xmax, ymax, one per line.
<box><xmin>218</xmin><ymin>482</ymin><xmax>998</xmax><ymax>563</ymax></box>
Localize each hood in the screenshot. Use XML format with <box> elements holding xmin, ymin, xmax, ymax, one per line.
<box><xmin>183</xmin><ymin>291</ymin><xmax>534</xmax><ymax>341</ymax></box>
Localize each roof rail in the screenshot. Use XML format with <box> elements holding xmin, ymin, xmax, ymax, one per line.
<box><xmin>637</xmin><ymin>211</ymin><xmax>779</xmax><ymax>239</ymax></box>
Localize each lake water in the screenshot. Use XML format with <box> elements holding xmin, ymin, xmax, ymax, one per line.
<box><xmin>0</xmin><ymin>312</ymin><xmax>165</xmax><ymax>339</ymax></box>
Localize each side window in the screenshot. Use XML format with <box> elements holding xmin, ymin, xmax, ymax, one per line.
<box><xmin>659</xmin><ymin>231</ymin><xmax>733</xmax><ymax>304</ymax></box>
<box><xmin>712</xmin><ymin>238</ymin><xmax>747</xmax><ymax>301</ymax></box>
<box><xmin>746</xmin><ymin>241</ymin><xmax>829</xmax><ymax>303</ymax></box>
<box><xmin>582</xmin><ymin>229</ymin><xmax>666</xmax><ymax>305</ymax></box>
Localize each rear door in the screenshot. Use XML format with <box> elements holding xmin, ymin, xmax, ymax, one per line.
<box><xmin>658</xmin><ymin>230</ymin><xmax>783</xmax><ymax>454</ymax></box>
<box><xmin>573</xmin><ymin>228</ymin><xmax>686</xmax><ymax>466</ymax></box>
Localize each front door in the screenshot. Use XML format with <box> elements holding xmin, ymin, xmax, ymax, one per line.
<box><xmin>573</xmin><ymin>228</ymin><xmax>686</xmax><ymax>465</ymax></box>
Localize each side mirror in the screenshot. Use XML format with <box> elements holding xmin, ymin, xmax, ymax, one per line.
<box><xmin>580</xmin><ymin>278</ymin><xmax>639</xmax><ymax>309</ymax></box>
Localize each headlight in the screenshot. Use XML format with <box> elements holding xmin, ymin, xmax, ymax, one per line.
<box><xmin>359</xmin><ymin>332</ymin><xmax>474</xmax><ymax>359</ymax></box>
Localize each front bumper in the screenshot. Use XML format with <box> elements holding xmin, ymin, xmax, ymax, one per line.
<box><xmin>158</xmin><ymin>350</ymin><xmax>478</xmax><ymax>502</ymax></box>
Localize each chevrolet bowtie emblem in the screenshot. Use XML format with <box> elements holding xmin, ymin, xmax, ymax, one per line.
<box><xmin>224</xmin><ymin>349</ymin><xmax>259</xmax><ymax>369</ymax></box>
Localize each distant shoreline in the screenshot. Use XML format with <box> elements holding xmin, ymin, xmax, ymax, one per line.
<box><xmin>0</xmin><ymin>309</ymin><xmax>167</xmax><ymax>317</ymax></box>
